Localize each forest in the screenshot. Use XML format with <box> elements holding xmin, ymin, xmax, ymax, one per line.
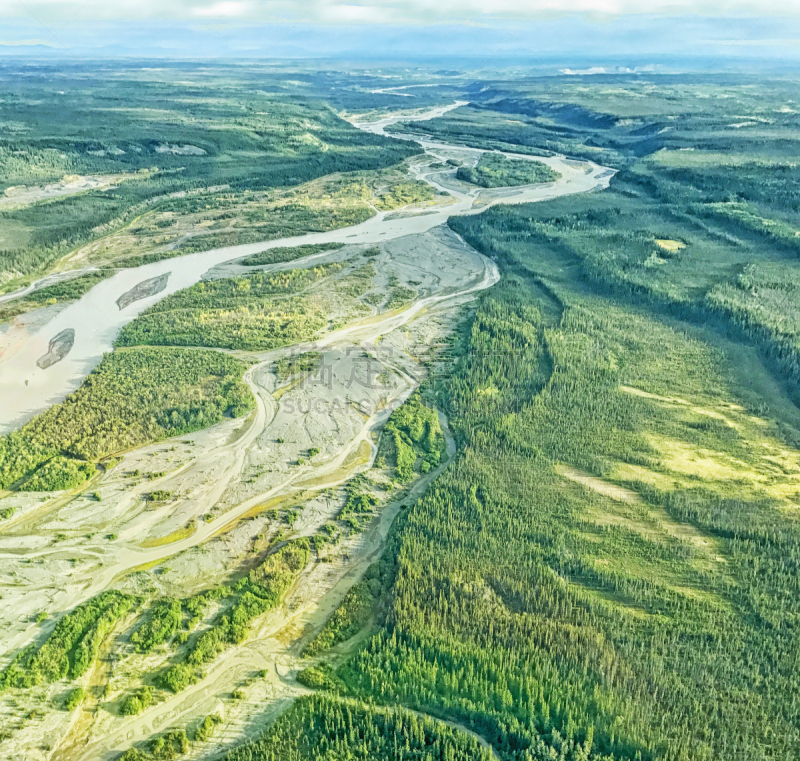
<box><xmin>0</xmin><ymin>347</ymin><xmax>253</xmax><ymax>490</ymax></box>
<box><xmin>115</xmin><ymin>263</ymin><xmax>343</xmax><ymax>351</ymax></box>
<box><xmin>376</xmin><ymin>392</ymin><xmax>446</xmax><ymax>482</ymax></box>
<box><xmin>206</xmin><ymin>76</ymin><xmax>800</xmax><ymax>761</ymax></box>
<box><xmin>457</xmin><ymin>153</ymin><xmax>560</xmax><ymax>188</ymax></box>
<box><xmin>0</xmin><ymin>65</ymin><xmax>420</xmax><ymax>288</ymax></box>
<box><xmin>1</xmin><ymin>591</ymin><xmax>138</xmax><ymax>689</ymax></box>
<box><xmin>219</xmin><ymin>695</ymin><xmax>495</xmax><ymax>761</ymax></box>
<box><xmin>289</xmin><ymin>233</ymin><xmax>800</xmax><ymax>760</ymax></box>
<box><xmin>163</xmin><ymin>206</ymin><xmax>370</xmax><ymax>258</ymax></box>
<box><xmin>403</xmin><ymin>76</ymin><xmax>800</xmax><ymax>411</ymax></box>
<box><xmin>4</xmin><ymin>68</ymin><xmax>800</xmax><ymax>761</ymax></box>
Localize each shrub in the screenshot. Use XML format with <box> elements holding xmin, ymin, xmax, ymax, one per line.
<box><xmin>157</xmin><ymin>663</ymin><xmax>199</xmax><ymax>693</ymax></box>
<box><xmin>148</xmin><ymin>730</ymin><xmax>189</xmax><ymax>760</ymax></box>
<box><xmin>1</xmin><ymin>590</ymin><xmax>137</xmax><ymax>688</ymax></box>
<box><xmin>119</xmin><ymin>686</ymin><xmax>153</xmax><ymax>716</ymax></box>
<box><xmin>130</xmin><ymin>598</ymin><xmax>182</xmax><ymax>653</ymax></box>
<box><xmin>194</xmin><ymin>712</ymin><xmax>222</xmax><ymax>742</ymax></box>
<box><xmin>20</xmin><ymin>457</ymin><xmax>94</xmax><ymax>492</ymax></box>
<box><xmin>118</xmin><ymin>749</ymin><xmax>147</xmax><ymax>761</ymax></box>
<box><xmin>64</xmin><ymin>686</ymin><xmax>84</xmax><ymax>711</ymax></box>
<box><xmin>296</xmin><ymin>664</ymin><xmax>342</xmax><ymax>692</ymax></box>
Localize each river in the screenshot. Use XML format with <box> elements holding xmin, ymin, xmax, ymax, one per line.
<box><xmin>0</xmin><ymin>102</ymin><xmax>613</xmax><ymax>434</ymax></box>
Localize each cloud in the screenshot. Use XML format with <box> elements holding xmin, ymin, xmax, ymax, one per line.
<box><xmin>0</xmin><ymin>37</ymin><xmax>54</xmax><ymax>45</ymax></box>
<box><xmin>715</xmin><ymin>37</ymin><xmax>800</xmax><ymax>46</ymax></box>
<box><xmin>1</xmin><ymin>2</ymin><xmax>798</xmax><ymax>60</ymax></box>
<box><xmin>2</xmin><ymin>0</ymin><xmax>800</xmax><ymax>23</ymax></box>
<box><xmin>193</xmin><ymin>1</ymin><xmax>254</xmax><ymax>17</ymax></box>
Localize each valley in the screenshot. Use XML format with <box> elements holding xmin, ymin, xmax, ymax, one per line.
<box><xmin>3</xmin><ymin>62</ymin><xmax>800</xmax><ymax>761</ymax></box>
<box><xmin>0</xmin><ymin>94</ymin><xmax>611</xmax><ymax>761</ymax></box>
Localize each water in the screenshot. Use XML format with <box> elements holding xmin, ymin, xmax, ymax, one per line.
<box><xmin>0</xmin><ymin>103</ymin><xmax>613</xmax><ymax>433</ymax></box>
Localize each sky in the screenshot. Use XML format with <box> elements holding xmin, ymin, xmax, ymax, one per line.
<box><xmin>0</xmin><ymin>0</ymin><xmax>798</xmax><ymax>60</ymax></box>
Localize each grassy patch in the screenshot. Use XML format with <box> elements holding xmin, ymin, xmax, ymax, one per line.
<box><xmin>138</xmin><ymin>526</ymin><xmax>196</xmax><ymax>549</ymax></box>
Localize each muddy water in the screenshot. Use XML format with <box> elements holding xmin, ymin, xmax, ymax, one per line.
<box><xmin>0</xmin><ymin>102</ymin><xmax>613</xmax><ymax>434</ymax></box>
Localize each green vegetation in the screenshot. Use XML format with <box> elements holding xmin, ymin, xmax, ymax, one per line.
<box><xmin>26</xmin><ymin>273</ymin><xmax>111</xmax><ymax>302</ymax></box>
<box><xmin>116</xmin><ymin>264</ymin><xmax>341</xmax><ymax>352</ymax></box>
<box><xmin>119</xmin><ymin>686</ymin><xmax>154</xmax><ymax>716</ymax></box>
<box><xmin>182</xmin><ymin>587</ymin><xmax>229</xmax><ymax>630</ymax></box>
<box><xmin>157</xmin><ymin>540</ymin><xmax>310</xmax><ymax>693</ymax></box>
<box><xmin>415</xmin><ymin>76</ymin><xmax>800</xmax><ymax>416</ymax></box>
<box><xmin>338</xmin><ymin>261</ymin><xmax>375</xmax><ymax>298</ymax></box>
<box><xmin>236</xmin><ymin>78</ymin><xmax>800</xmax><ymax>757</ymax></box>
<box><xmin>449</xmin><ymin>172</ymin><xmax>800</xmax><ymax>413</ymax></box>
<box><xmin>148</xmin><ymin>730</ymin><xmax>189</xmax><ymax>760</ymax></box>
<box><xmin>391</xmin><ymin>105</ymin><xmax>560</xmax><ymax>157</ymax></box>
<box><xmin>337</xmin><ymin>473</ymin><xmax>379</xmax><ymax>531</ymax></box>
<box><xmin>314</xmin><ymin>191</ymin><xmax>800</xmax><ymax>760</ymax></box>
<box><xmin>296</xmin><ymin>663</ymin><xmax>343</xmax><ymax>691</ymax></box>
<box><xmin>457</xmin><ymin>153</ymin><xmax>560</xmax><ymax>188</ymax></box>
<box><xmin>385</xmin><ymin>285</ymin><xmax>416</xmax><ymax>309</ymax></box>
<box><xmin>0</xmin><ymin>271</ymin><xmax>112</xmax><ymax>324</ymax></box>
<box><xmin>303</xmin><ymin>580</ymin><xmax>374</xmax><ymax>656</ymax></box>
<box><xmin>194</xmin><ymin>713</ymin><xmax>222</xmax><ymax>742</ymax></box>
<box><xmin>167</xmin><ymin>208</ymin><xmax>370</xmax><ymax>258</ymax></box>
<box><xmin>18</xmin><ymin>457</ymin><xmax>95</xmax><ymax>492</ymax></box>
<box><xmin>119</xmin><ymin>729</ymin><xmax>190</xmax><ymax>761</ymax></box>
<box><xmin>377</xmin><ymin>392</ymin><xmax>445</xmax><ymax>481</ymax></box>
<box><xmin>373</xmin><ymin>180</ymin><xmax>434</xmax><ymax>210</ymax></box>
<box><xmin>239</xmin><ymin>242</ymin><xmax>344</xmax><ymax>267</ymax></box>
<box><xmin>274</xmin><ymin>351</ymin><xmax>322</xmax><ymax>382</ymax></box>
<box><xmin>130</xmin><ymin>599</ymin><xmax>182</xmax><ymax>653</ymax></box>
<box><xmin>0</xmin><ymin>347</ymin><xmax>253</xmax><ymax>490</ymax></box>
<box><xmin>0</xmin><ymin>66</ymin><xmax>419</xmax><ymax>288</ymax></box>
<box><xmin>219</xmin><ymin>695</ymin><xmax>494</xmax><ymax>761</ymax></box>
<box><xmin>1</xmin><ymin>591</ymin><xmax>137</xmax><ymax>688</ymax></box>
<box><xmin>63</xmin><ymin>686</ymin><xmax>85</xmax><ymax>711</ymax></box>
<box><xmin>9</xmin><ymin>68</ymin><xmax>800</xmax><ymax>761</ymax></box>
<box><xmin>706</xmin><ymin>262</ymin><xmax>800</xmax><ymax>384</ymax></box>
<box><xmin>329</xmin><ymin>266</ymin><xmax>798</xmax><ymax>757</ymax></box>
<box><xmin>0</xmin><ymin>506</ymin><xmax>13</xmax><ymax>520</ymax></box>
<box><xmin>156</xmin><ymin>663</ymin><xmax>198</xmax><ymax>695</ymax></box>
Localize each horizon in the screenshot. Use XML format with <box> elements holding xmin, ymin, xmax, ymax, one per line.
<box><xmin>0</xmin><ymin>2</ymin><xmax>797</xmax><ymax>62</ymax></box>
